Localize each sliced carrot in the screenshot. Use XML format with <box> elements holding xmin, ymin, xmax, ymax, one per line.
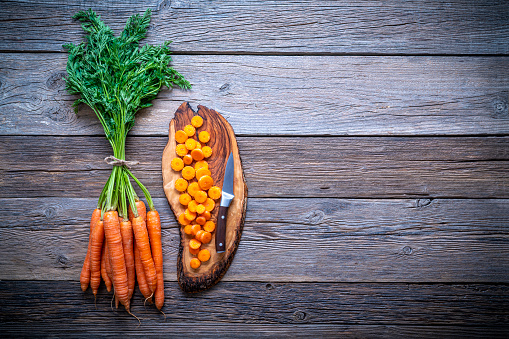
<box><xmin>185</xmin><ymin>138</ymin><xmax>197</xmax><ymax>150</ymax></box>
<box><xmin>200</xmin><ymin>231</ymin><xmax>212</xmax><ymax>244</ymax></box>
<box><xmin>190</xmin><ymin>258</ymin><xmax>201</xmax><ymax>269</ymax></box>
<box><xmin>196</xmin><ymin>167</ymin><xmax>211</xmax><ymax>180</ymax></box>
<box><xmin>202</xmin><ymin>211</ymin><xmax>211</xmax><ymax>220</ymax></box>
<box><xmin>202</xmin><ymin>146</ymin><xmax>212</xmax><ymax>158</ymax></box>
<box><xmin>198</xmin><ymin>175</ymin><xmax>214</xmax><ymax>190</ymax></box>
<box><xmin>208</xmin><ymin>186</ymin><xmax>222</xmax><ymax>200</ymax></box>
<box><xmin>184</xmin><ymin>208</ymin><xmax>196</xmax><ymax>221</ymax></box>
<box><xmin>175</xmin><ymin>178</ymin><xmax>189</xmax><ymax>192</ymax></box>
<box><xmin>191</xmin><ymin>148</ymin><xmax>204</xmax><ymax>161</ymax></box>
<box><xmin>195</xmin><ymin>216</ymin><xmax>206</xmax><ymax>226</ymax></box>
<box><xmin>198</xmin><ymin>131</ymin><xmax>210</xmax><ymax>143</ymax></box>
<box><xmin>194</xmin><ymin>190</ymin><xmax>207</xmax><ymax>204</ymax></box>
<box><xmin>182</xmin><ymin>166</ymin><xmax>195</xmax><ymax>180</ymax></box>
<box><xmin>179</xmin><ymin>193</ymin><xmax>192</xmax><ymax>206</ymax></box>
<box><xmin>191</xmin><ymin>115</ymin><xmax>203</xmax><ymax>128</ymax></box>
<box><xmin>195</xmin><ymin>141</ymin><xmax>202</xmax><ymax>149</ymax></box>
<box><xmin>195</xmin><ymin>204</ymin><xmax>206</xmax><ymax>214</ymax></box>
<box><xmin>176</xmin><ymin>144</ymin><xmax>188</xmax><ymax>156</ymax></box>
<box><xmin>203</xmin><ymin>220</ymin><xmax>216</xmax><ymax>232</ymax></box>
<box><xmin>184</xmin><ymin>224</ymin><xmax>193</xmax><ymax>235</ymax></box>
<box><xmin>187</xmin><ymin>199</ymin><xmax>198</xmax><ymax>212</ymax></box>
<box><xmin>184</xmin><ymin>124</ymin><xmax>196</xmax><ymax>137</ymax></box>
<box><xmin>171</xmin><ymin>157</ymin><xmax>184</xmax><ymax>171</ymax></box>
<box><xmin>194</xmin><ymin>160</ymin><xmax>208</xmax><ymax>171</ymax></box>
<box><xmin>183</xmin><ymin>154</ymin><xmax>193</xmax><ymax>165</ymax></box>
<box><xmin>178</xmin><ymin>213</ymin><xmax>191</xmax><ymax>225</ymax></box>
<box><xmin>195</xmin><ymin>230</ymin><xmax>205</xmax><ymax>242</ymax></box>
<box><xmin>189</xmin><ymin>238</ymin><xmax>202</xmax><ymax>250</ymax></box>
<box><xmin>189</xmin><ymin>246</ymin><xmax>200</xmax><ymax>255</ymax></box>
<box><xmin>187</xmin><ymin>182</ymin><xmax>200</xmax><ymax>197</ymax></box>
<box><xmin>175</xmin><ymin>130</ymin><xmax>188</xmax><ymax>144</ymax></box>
<box><xmin>190</xmin><ymin>224</ymin><xmax>201</xmax><ymax>236</ymax></box>
<box><xmin>203</xmin><ymin>198</ymin><xmax>215</xmax><ymax>212</ymax></box>
<box><xmin>198</xmin><ymin>249</ymin><xmax>211</xmax><ymax>262</ymax></box>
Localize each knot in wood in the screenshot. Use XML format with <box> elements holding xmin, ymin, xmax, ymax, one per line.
<box><xmin>293</xmin><ymin>311</ymin><xmax>307</xmax><ymax>321</ymax></box>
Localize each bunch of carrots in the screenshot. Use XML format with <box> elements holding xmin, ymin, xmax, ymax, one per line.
<box><xmin>62</xmin><ymin>9</ymin><xmax>190</xmax><ymax>317</ymax></box>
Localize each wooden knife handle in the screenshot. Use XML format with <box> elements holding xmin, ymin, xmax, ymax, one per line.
<box><xmin>216</xmin><ymin>205</ymin><xmax>228</xmax><ymax>253</ymax></box>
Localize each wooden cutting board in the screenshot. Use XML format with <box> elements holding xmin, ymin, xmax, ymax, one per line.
<box><xmin>162</xmin><ymin>102</ymin><xmax>248</xmax><ymax>293</ymax></box>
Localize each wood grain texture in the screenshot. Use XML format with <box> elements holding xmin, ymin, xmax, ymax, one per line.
<box><xmin>1</xmin><ymin>54</ymin><xmax>509</xmax><ymax>136</ymax></box>
<box><xmin>1</xmin><ymin>281</ymin><xmax>509</xmax><ymax>330</ymax></box>
<box><xmin>1</xmin><ymin>1</ymin><xmax>508</xmax><ymax>54</ymax></box>
<box><xmin>162</xmin><ymin>102</ymin><xmax>248</xmax><ymax>292</ymax></box>
<box><xmin>1</xmin><ymin>136</ymin><xmax>508</xmax><ymax>199</ymax></box>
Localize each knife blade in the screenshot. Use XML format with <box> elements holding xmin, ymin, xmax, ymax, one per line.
<box><xmin>216</xmin><ymin>152</ymin><xmax>235</xmax><ymax>253</ymax></box>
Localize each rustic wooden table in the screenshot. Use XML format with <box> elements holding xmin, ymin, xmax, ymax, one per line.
<box><xmin>1</xmin><ymin>1</ymin><xmax>509</xmax><ymax>337</ymax></box>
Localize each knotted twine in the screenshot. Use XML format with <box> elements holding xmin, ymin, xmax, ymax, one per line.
<box><xmin>104</xmin><ymin>155</ymin><xmax>139</xmax><ymax>169</ymax></box>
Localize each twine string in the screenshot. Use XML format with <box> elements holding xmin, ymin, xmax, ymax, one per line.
<box><xmin>104</xmin><ymin>155</ymin><xmax>139</xmax><ymax>169</ymax></box>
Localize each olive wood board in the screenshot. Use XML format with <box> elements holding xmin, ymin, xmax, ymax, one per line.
<box><xmin>162</xmin><ymin>102</ymin><xmax>248</xmax><ymax>293</ymax></box>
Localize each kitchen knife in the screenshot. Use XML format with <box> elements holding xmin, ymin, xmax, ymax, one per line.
<box><xmin>216</xmin><ymin>152</ymin><xmax>235</xmax><ymax>253</ymax></box>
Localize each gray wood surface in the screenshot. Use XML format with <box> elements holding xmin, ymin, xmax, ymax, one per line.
<box><xmin>1</xmin><ymin>54</ymin><xmax>508</xmax><ymax>136</ymax></box>
<box><xmin>2</xmin><ymin>136</ymin><xmax>508</xmax><ymax>198</ymax></box>
<box><xmin>1</xmin><ymin>0</ymin><xmax>508</xmax><ymax>54</ymax></box>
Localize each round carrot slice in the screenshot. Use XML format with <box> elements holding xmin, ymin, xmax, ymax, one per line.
<box><xmin>189</xmin><ymin>247</ymin><xmax>200</xmax><ymax>255</ymax></box>
<box><xmin>187</xmin><ymin>199</ymin><xmax>198</xmax><ymax>213</ymax></box>
<box><xmin>196</xmin><ymin>204</ymin><xmax>206</xmax><ymax>214</ymax></box>
<box><xmin>198</xmin><ymin>175</ymin><xmax>214</xmax><ymax>190</ymax></box>
<box><xmin>194</xmin><ymin>190</ymin><xmax>207</xmax><ymax>204</ymax></box>
<box><xmin>196</xmin><ymin>216</ymin><xmax>206</xmax><ymax>225</ymax></box>
<box><xmin>184</xmin><ymin>224</ymin><xmax>193</xmax><ymax>235</ymax></box>
<box><xmin>202</xmin><ymin>146</ymin><xmax>212</xmax><ymax>158</ymax></box>
<box><xmin>203</xmin><ymin>221</ymin><xmax>216</xmax><ymax>232</ymax></box>
<box><xmin>204</xmin><ymin>198</ymin><xmax>215</xmax><ymax>212</ymax></box>
<box><xmin>182</xmin><ymin>166</ymin><xmax>195</xmax><ymax>180</ymax></box>
<box><xmin>191</xmin><ymin>148</ymin><xmax>204</xmax><ymax>161</ymax></box>
<box><xmin>198</xmin><ymin>131</ymin><xmax>210</xmax><ymax>143</ymax></box>
<box><xmin>187</xmin><ymin>182</ymin><xmax>200</xmax><ymax>197</ymax></box>
<box><xmin>179</xmin><ymin>193</ymin><xmax>192</xmax><ymax>206</ymax></box>
<box><xmin>195</xmin><ymin>230</ymin><xmax>205</xmax><ymax>242</ymax></box>
<box><xmin>184</xmin><ymin>124</ymin><xmax>196</xmax><ymax>137</ymax></box>
<box><xmin>190</xmin><ymin>224</ymin><xmax>201</xmax><ymax>236</ymax></box>
<box><xmin>198</xmin><ymin>249</ymin><xmax>211</xmax><ymax>262</ymax></box>
<box><xmin>189</xmin><ymin>238</ymin><xmax>201</xmax><ymax>250</ymax></box>
<box><xmin>178</xmin><ymin>213</ymin><xmax>190</xmax><ymax>225</ymax></box>
<box><xmin>175</xmin><ymin>130</ymin><xmax>188</xmax><ymax>143</ymax></box>
<box><xmin>176</xmin><ymin>144</ymin><xmax>188</xmax><ymax>156</ymax></box>
<box><xmin>175</xmin><ymin>178</ymin><xmax>188</xmax><ymax>192</ymax></box>
<box><xmin>196</xmin><ymin>168</ymin><xmax>211</xmax><ymax>180</ymax></box>
<box><xmin>202</xmin><ymin>211</ymin><xmax>211</xmax><ymax>220</ymax></box>
<box><xmin>183</xmin><ymin>154</ymin><xmax>193</xmax><ymax>165</ymax></box>
<box><xmin>195</xmin><ymin>142</ymin><xmax>202</xmax><ymax>149</ymax></box>
<box><xmin>194</xmin><ymin>160</ymin><xmax>208</xmax><ymax>171</ymax></box>
<box><xmin>190</xmin><ymin>258</ymin><xmax>201</xmax><ymax>269</ymax></box>
<box><xmin>191</xmin><ymin>115</ymin><xmax>203</xmax><ymax>128</ymax></box>
<box><xmin>184</xmin><ymin>209</ymin><xmax>196</xmax><ymax>221</ymax></box>
<box><xmin>208</xmin><ymin>186</ymin><xmax>222</xmax><ymax>200</ymax></box>
<box><xmin>171</xmin><ymin>157</ymin><xmax>184</xmax><ymax>171</ymax></box>
<box><xmin>185</xmin><ymin>138</ymin><xmax>197</xmax><ymax>151</ymax></box>
<box><xmin>200</xmin><ymin>232</ymin><xmax>212</xmax><ymax>245</ymax></box>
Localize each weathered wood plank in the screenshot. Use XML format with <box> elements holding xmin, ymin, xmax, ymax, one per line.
<box><xmin>1</xmin><ymin>54</ymin><xmax>508</xmax><ymax>136</ymax></box>
<box><xmin>3</xmin><ymin>198</ymin><xmax>509</xmax><ymax>239</ymax></box>
<box><xmin>1</xmin><ymin>1</ymin><xmax>508</xmax><ymax>54</ymax></box>
<box><xmin>1</xmin><ymin>223</ymin><xmax>508</xmax><ymax>282</ymax></box>
<box><xmin>1</xmin><ymin>281</ymin><xmax>509</xmax><ymax>329</ymax></box>
<box><xmin>1</xmin><ymin>136</ymin><xmax>508</xmax><ymax>199</ymax></box>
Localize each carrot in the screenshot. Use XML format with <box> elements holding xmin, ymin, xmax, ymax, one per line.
<box><xmin>179</xmin><ymin>193</ymin><xmax>192</xmax><ymax>206</ymax></box>
<box><xmin>195</xmin><ymin>216</ymin><xmax>206</xmax><ymax>226</ymax></box>
<box><xmin>104</xmin><ymin>242</ymin><xmax>113</xmax><ymax>286</ymax></box>
<box><xmin>190</xmin><ymin>258</ymin><xmax>201</xmax><ymax>269</ymax></box>
<box><xmin>194</xmin><ymin>190</ymin><xmax>207</xmax><ymax>204</ymax></box>
<box><xmin>202</xmin><ymin>146</ymin><xmax>212</xmax><ymax>158</ymax></box>
<box><xmin>80</xmin><ymin>208</ymin><xmax>101</xmax><ymax>292</ymax></box>
<box><xmin>183</xmin><ymin>154</ymin><xmax>193</xmax><ymax>165</ymax></box>
<box><xmin>189</xmin><ymin>238</ymin><xmax>202</xmax><ymax>250</ymax></box>
<box><xmin>128</xmin><ymin>200</ymin><xmax>146</xmax><ymax>221</ymax></box>
<box><xmin>182</xmin><ymin>166</ymin><xmax>195</xmax><ymax>180</ymax></box>
<box><xmin>187</xmin><ymin>183</ymin><xmax>200</xmax><ymax>197</ymax></box>
<box><xmin>194</xmin><ymin>160</ymin><xmax>208</xmax><ymax>171</ymax></box>
<box><xmin>101</xmin><ymin>242</ymin><xmax>112</xmax><ymax>292</ymax></box>
<box><xmin>184</xmin><ymin>124</ymin><xmax>196</xmax><ymax>137</ymax></box>
<box><xmin>184</xmin><ymin>208</ymin><xmax>196</xmax><ymax>221</ymax></box>
<box><xmin>191</xmin><ymin>115</ymin><xmax>203</xmax><ymax>128</ymax></box>
<box><xmin>191</xmin><ymin>148</ymin><xmax>204</xmax><ymax>161</ymax></box>
<box><xmin>176</xmin><ymin>144</ymin><xmax>188</xmax><ymax>156</ymax></box>
<box><xmin>190</xmin><ymin>224</ymin><xmax>201</xmax><ymax>236</ymax></box>
<box><xmin>119</xmin><ymin>219</ymin><xmax>135</xmax><ymax>300</ymax></box>
<box><xmin>208</xmin><ymin>186</ymin><xmax>222</xmax><ymax>200</ymax></box>
<box><xmin>89</xmin><ymin>219</ymin><xmax>105</xmax><ymax>296</ymax></box>
<box><xmin>195</xmin><ymin>204</ymin><xmax>206</xmax><ymax>214</ymax></box>
<box><xmin>147</xmin><ymin>210</ymin><xmax>164</xmax><ymax>310</ymax></box>
<box><xmin>175</xmin><ymin>178</ymin><xmax>189</xmax><ymax>192</ymax></box>
<box><xmin>203</xmin><ymin>220</ymin><xmax>216</xmax><ymax>232</ymax></box>
<box><xmin>203</xmin><ymin>198</ymin><xmax>215</xmax><ymax>212</ymax></box>
<box><xmin>195</xmin><ymin>168</ymin><xmax>211</xmax><ymax>180</ymax></box>
<box><xmin>178</xmin><ymin>213</ymin><xmax>191</xmax><ymax>225</ymax></box>
<box><xmin>198</xmin><ymin>131</ymin><xmax>210</xmax><ymax>143</ymax></box>
<box><xmin>134</xmin><ymin>238</ymin><xmax>152</xmax><ymax>302</ymax></box>
<box><xmin>198</xmin><ymin>249</ymin><xmax>211</xmax><ymax>262</ymax></box>
<box><xmin>175</xmin><ymin>130</ymin><xmax>188</xmax><ymax>144</ymax></box>
<box><xmin>171</xmin><ymin>157</ymin><xmax>184</xmax><ymax>171</ymax></box>
<box><xmin>198</xmin><ymin>175</ymin><xmax>214</xmax><ymax>190</ymax></box>
<box><xmin>185</xmin><ymin>138</ymin><xmax>197</xmax><ymax>151</ymax></box>
<box><xmin>132</xmin><ymin>215</ymin><xmax>157</xmax><ymax>293</ymax></box>
<box><xmin>189</xmin><ymin>246</ymin><xmax>200</xmax><ymax>255</ymax></box>
<box><xmin>103</xmin><ymin>211</ymin><xmax>130</xmax><ymax>311</ymax></box>
<box><xmin>184</xmin><ymin>224</ymin><xmax>193</xmax><ymax>235</ymax></box>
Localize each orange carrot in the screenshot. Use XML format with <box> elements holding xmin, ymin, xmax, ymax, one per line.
<box><xmin>134</xmin><ymin>238</ymin><xmax>152</xmax><ymax>302</ymax></box>
<box><xmin>101</xmin><ymin>243</ymin><xmax>112</xmax><ymax>292</ymax></box>
<box><xmin>132</xmin><ymin>216</ymin><xmax>157</xmax><ymax>293</ymax></box>
<box><xmin>89</xmin><ymin>219</ymin><xmax>104</xmax><ymax>296</ymax></box>
<box><xmin>119</xmin><ymin>219</ymin><xmax>135</xmax><ymax>301</ymax></box>
<box><xmin>80</xmin><ymin>208</ymin><xmax>101</xmax><ymax>292</ymax></box>
<box><xmin>190</xmin><ymin>258</ymin><xmax>201</xmax><ymax>269</ymax></box>
<box><xmin>128</xmin><ymin>200</ymin><xmax>146</xmax><ymax>221</ymax></box>
<box><xmin>103</xmin><ymin>211</ymin><xmax>130</xmax><ymax>311</ymax></box>
<box><xmin>147</xmin><ymin>210</ymin><xmax>164</xmax><ymax>310</ymax></box>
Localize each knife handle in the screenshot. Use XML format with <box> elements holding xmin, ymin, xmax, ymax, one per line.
<box><xmin>215</xmin><ymin>206</ymin><xmax>228</xmax><ymax>253</ymax></box>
